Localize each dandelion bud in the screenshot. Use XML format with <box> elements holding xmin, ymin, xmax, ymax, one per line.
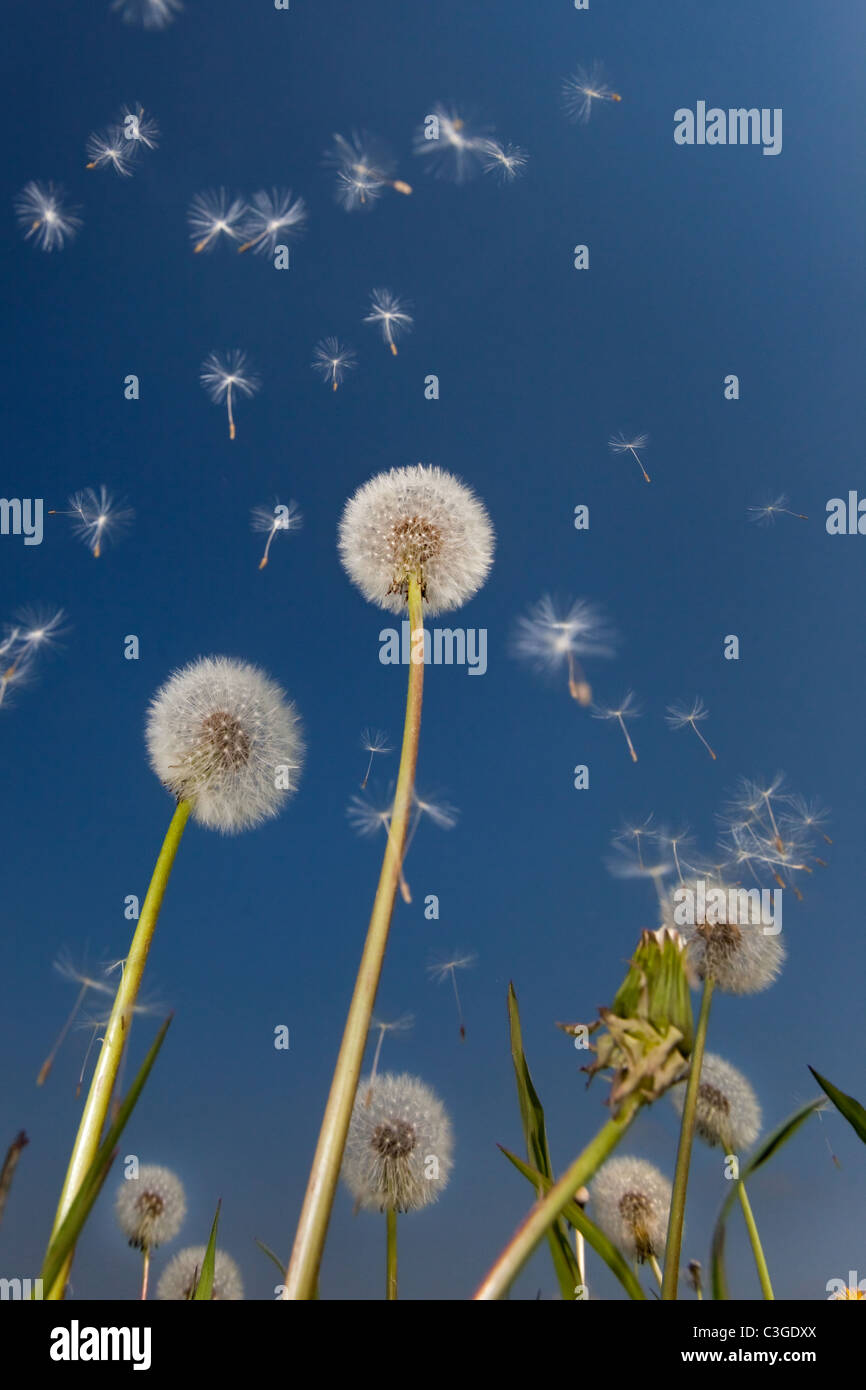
<box><xmin>156</xmin><ymin>1245</ymin><xmax>244</xmax><ymax>1300</ymax></box>
<box><xmin>670</xmin><ymin>1052</ymin><xmax>762</xmax><ymax>1153</ymax></box>
<box><xmin>114</xmin><ymin>1165</ymin><xmax>186</xmax><ymax>1250</ymax></box>
<box><xmin>338</xmin><ymin>464</ymin><xmax>494</xmax><ymax>616</ymax></box>
<box><xmin>145</xmin><ymin>656</ymin><xmax>304</xmax><ymax>833</ymax></box>
<box><xmin>342</xmin><ymin>1072</ymin><xmax>453</xmax><ymax>1213</ymax></box>
<box><xmin>589</xmin><ymin>1156</ymin><xmax>672</xmax><ymax>1264</ymax></box>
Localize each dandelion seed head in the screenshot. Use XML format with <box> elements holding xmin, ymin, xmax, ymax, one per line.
<box><xmin>664</xmin><ymin>878</ymin><xmax>786</xmax><ymax>994</ymax></box>
<box><xmin>670</xmin><ymin>1053</ymin><xmax>762</xmax><ymax>1153</ymax></box>
<box><xmin>338</xmin><ymin>464</ymin><xmax>494</xmax><ymax>616</ymax></box>
<box><xmin>115</xmin><ymin>1165</ymin><xmax>186</xmax><ymax>1250</ymax></box>
<box><xmin>156</xmin><ymin>1245</ymin><xmax>243</xmax><ymax>1300</ymax></box>
<box><xmin>342</xmin><ymin>1072</ymin><xmax>453</xmax><ymax>1213</ymax></box>
<box><xmin>14</xmin><ymin>181</ymin><xmax>82</xmax><ymax>252</ymax></box>
<box><xmin>589</xmin><ymin>1157</ymin><xmax>671</xmax><ymax>1263</ymax></box>
<box><xmin>145</xmin><ymin>656</ymin><xmax>304</xmax><ymax>833</ymax></box>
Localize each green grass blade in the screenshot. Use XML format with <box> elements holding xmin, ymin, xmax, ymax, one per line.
<box><xmin>710</xmin><ymin>1097</ymin><xmax>824</xmax><ymax>1300</ymax></box>
<box><xmin>255</xmin><ymin>1238</ymin><xmax>286</xmax><ymax>1275</ymax></box>
<box><xmin>193</xmin><ymin>1200</ymin><xmax>222</xmax><ymax>1300</ymax></box>
<box><xmin>809</xmin><ymin>1067</ymin><xmax>866</xmax><ymax>1143</ymax></box>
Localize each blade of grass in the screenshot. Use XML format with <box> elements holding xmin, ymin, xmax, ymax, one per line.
<box><xmin>808</xmin><ymin>1068</ymin><xmax>866</xmax><ymax>1144</ymax></box>
<box><xmin>193</xmin><ymin>1200</ymin><xmax>222</xmax><ymax>1300</ymax></box>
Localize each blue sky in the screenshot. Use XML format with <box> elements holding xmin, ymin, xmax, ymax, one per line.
<box><xmin>1</xmin><ymin>0</ymin><xmax>864</xmax><ymax>1300</ymax></box>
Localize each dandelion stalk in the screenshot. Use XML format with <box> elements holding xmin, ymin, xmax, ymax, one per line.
<box><xmin>140</xmin><ymin>1248</ymin><xmax>151</xmax><ymax>1301</ymax></box>
<box><xmin>648</xmin><ymin>1254</ymin><xmax>664</xmax><ymax>1290</ymax></box>
<box><xmin>386</xmin><ymin>1209</ymin><xmax>398</xmax><ymax>1300</ymax></box>
<box><xmin>283</xmin><ymin>575</ymin><xmax>425</xmax><ymax>1299</ymax></box>
<box><xmin>737</xmin><ymin>1181</ymin><xmax>774</xmax><ymax>1299</ymax></box>
<box><xmin>661</xmin><ymin>976</ymin><xmax>714</xmax><ymax>1300</ymax></box>
<box><xmin>46</xmin><ymin>800</ymin><xmax>192</xmax><ymax>1299</ymax></box>
<box><xmin>473</xmin><ymin>1092</ymin><xmax>642</xmax><ymax>1300</ymax></box>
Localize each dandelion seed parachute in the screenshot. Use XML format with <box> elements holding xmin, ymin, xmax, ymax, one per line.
<box><xmin>412</xmin><ymin>105</ymin><xmax>489</xmax><ymax>183</ymax></box>
<box><xmin>363</xmin><ymin>288</ymin><xmax>413</xmax><ymax>356</ymax></box>
<box><xmin>119</xmin><ymin>104</ymin><xmax>160</xmax><ymax>150</ymax></box>
<box><xmin>480</xmin><ymin>140</ymin><xmax>528</xmax><ymax>183</ymax></box>
<box><xmin>670</xmin><ymin>1053</ymin><xmax>762</xmax><ymax>1153</ymax></box>
<box><xmin>187</xmin><ymin>189</ymin><xmax>246</xmax><ymax>253</ymax></box>
<box><xmin>59</xmin><ymin>486</ymin><xmax>134</xmax><ymax>558</ymax></box>
<box><xmin>156</xmin><ymin>1246</ymin><xmax>243</xmax><ymax>1300</ymax></box>
<box><xmin>342</xmin><ymin>1072</ymin><xmax>453</xmax><ymax>1212</ymax></box>
<box><xmin>512</xmin><ymin>595</ymin><xmax>617</xmax><ymax>706</ymax></box>
<box><xmin>200</xmin><ymin>351</ymin><xmax>260</xmax><ymax>440</ymax></box>
<box><xmin>589</xmin><ymin>1157</ymin><xmax>671</xmax><ymax>1263</ymax></box>
<box><xmin>326</xmin><ymin>132</ymin><xmax>412</xmax><ymax>210</ymax></box>
<box><xmin>145</xmin><ymin>656</ymin><xmax>305</xmax><ymax>833</ymax></box>
<box><xmin>13</xmin><ymin>181</ymin><xmax>82</xmax><ymax>252</ymax></box>
<box><xmin>237</xmin><ymin>188</ymin><xmax>307</xmax><ymax>255</ymax></box>
<box><xmin>311</xmin><ymin>337</ymin><xmax>357</xmax><ymax>391</ymax></box>
<box><xmin>609</xmin><ymin>432</ymin><xmax>651</xmax><ymax>483</ymax></box>
<box><xmin>85</xmin><ymin>126</ymin><xmax>139</xmax><ymax>177</ymax></box>
<box><xmin>562</xmin><ymin>62</ymin><xmax>622</xmax><ymax>125</ymax></box>
<box><xmin>338</xmin><ymin>464</ymin><xmax>494</xmax><ymax>616</ymax></box>
<box><xmin>115</xmin><ymin>1165</ymin><xmax>186</xmax><ymax>1250</ymax></box>
<box><xmin>592</xmin><ymin>691</ymin><xmax>642</xmax><ymax>763</ymax></box>
<box><xmin>251</xmin><ymin>499</ymin><xmax>302</xmax><ymax>569</ymax></box>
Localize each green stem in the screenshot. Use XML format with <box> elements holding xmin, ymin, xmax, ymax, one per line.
<box><xmin>738</xmin><ymin>1181</ymin><xmax>774</xmax><ymax>1300</ymax></box>
<box><xmin>283</xmin><ymin>577</ymin><xmax>425</xmax><ymax>1300</ymax></box>
<box><xmin>386</xmin><ymin>1208</ymin><xmax>398</xmax><ymax>1300</ymax></box>
<box><xmin>661</xmin><ymin>975</ymin><xmax>714</xmax><ymax>1300</ymax></box>
<box><xmin>473</xmin><ymin>1093</ymin><xmax>642</xmax><ymax>1300</ymax></box>
<box><xmin>45</xmin><ymin>799</ymin><xmax>191</xmax><ymax>1299</ymax></box>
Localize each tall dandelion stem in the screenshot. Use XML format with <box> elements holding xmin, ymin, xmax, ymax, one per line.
<box><xmin>283</xmin><ymin>576</ymin><xmax>425</xmax><ymax>1299</ymax></box>
<box><xmin>661</xmin><ymin>976</ymin><xmax>715</xmax><ymax>1300</ymax></box>
<box><xmin>737</xmin><ymin>1182</ymin><xmax>774</xmax><ymax>1299</ymax></box>
<box><xmin>386</xmin><ymin>1209</ymin><xmax>398</xmax><ymax>1300</ymax></box>
<box><xmin>140</xmin><ymin>1248</ymin><xmax>151</xmax><ymax>1301</ymax></box>
<box><xmin>473</xmin><ymin>1093</ymin><xmax>642</xmax><ymax>1300</ymax></box>
<box><xmin>46</xmin><ymin>799</ymin><xmax>192</xmax><ymax>1299</ymax></box>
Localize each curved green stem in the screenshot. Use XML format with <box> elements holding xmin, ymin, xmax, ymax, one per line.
<box><xmin>45</xmin><ymin>799</ymin><xmax>192</xmax><ymax>1299</ymax></box>
<box><xmin>474</xmin><ymin>1093</ymin><xmax>642</xmax><ymax>1300</ymax></box>
<box><xmin>386</xmin><ymin>1208</ymin><xmax>398</xmax><ymax>1300</ymax></box>
<box><xmin>661</xmin><ymin>976</ymin><xmax>714</xmax><ymax>1300</ymax></box>
<box><xmin>738</xmin><ymin>1181</ymin><xmax>774</xmax><ymax>1299</ymax></box>
<box><xmin>282</xmin><ymin>577</ymin><xmax>425</xmax><ymax>1300</ymax></box>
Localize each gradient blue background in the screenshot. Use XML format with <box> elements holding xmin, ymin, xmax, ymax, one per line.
<box><xmin>1</xmin><ymin>0</ymin><xmax>864</xmax><ymax>1300</ymax></box>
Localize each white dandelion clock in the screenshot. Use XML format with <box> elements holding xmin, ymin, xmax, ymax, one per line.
<box><xmin>311</xmin><ymin>337</ymin><xmax>357</xmax><ymax>391</ymax></box>
<box><xmin>665</xmin><ymin>877</ymin><xmax>786</xmax><ymax>994</ymax></box>
<box><xmin>413</xmin><ymin>105</ymin><xmax>489</xmax><ymax>183</ymax></box>
<box><xmin>115</xmin><ymin>1165</ymin><xmax>186</xmax><ymax>1250</ymax></box>
<box><xmin>590</xmin><ymin>1157</ymin><xmax>671</xmax><ymax>1266</ymax></box>
<box><xmin>251</xmin><ymin>499</ymin><xmax>302</xmax><ymax>570</ymax></box>
<box><xmin>512</xmin><ymin>595</ymin><xmax>617</xmax><ymax>706</ymax></box>
<box><xmin>51</xmin><ymin>486</ymin><xmax>134</xmax><ymax>559</ymax></box>
<box><xmin>364</xmin><ymin>289</ymin><xmax>413</xmax><ymax>357</ymax></box>
<box><xmin>200</xmin><ymin>350</ymin><xmax>260</xmax><ymax>440</ymax></box>
<box><xmin>157</xmin><ymin>1246</ymin><xmax>243</xmax><ymax>1301</ymax></box>
<box><xmin>187</xmin><ymin>189</ymin><xmax>246</xmax><ymax>253</ymax></box>
<box><xmin>670</xmin><ymin>1053</ymin><xmax>762</xmax><ymax>1153</ymax></box>
<box><xmin>14</xmin><ymin>181</ymin><xmax>82</xmax><ymax>252</ymax></box>
<box><xmin>86</xmin><ymin>125</ymin><xmax>139</xmax><ymax>177</ymax></box>
<box><xmin>111</xmin><ymin>0</ymin><xmax>183</xmax><ymax>29</ymax></box>
<box><xmin>342</xmin><ymin>1072</ymin><xmax>453</xmax><ymax>1212</ymax></box>
<box><xmin>562</xmin><ymin>62</ymin><xmax>622</xmax><ymax>124</ymax></box>
<box><xmin>237</xmin><ymin>188</ymin><xmax>307</xmax><ymax>256</ymax></box>
<box><xmin>609</xmin><ymin>432</ymin><xmax>651</xmax><ymax>483</ymax></box>
<box><xmin>338</xmin><ymin>464</ymin><xmax>494</xmax><ymax>616</ymax></box>
<box><xmin>145</xmin><ymin>656</ymin><xmax>305</xmax><ymax>833</ymax></box>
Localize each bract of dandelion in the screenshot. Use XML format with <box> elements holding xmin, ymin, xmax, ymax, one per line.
<box><xmin>52</xmin><ymin>486</ymin><xmax>134</xmax><ymax>559</ymax></box>
<box><xmin>115</xmin><ymin>1165</ymin><xmax>186</xmax><ymax>1250</ymax></box>
<box><xmin>237</xmin><ymin>187</ymin><xmax>307</xmax><ymax>256</ymax></box>
<box><xmin>748</xmin><ymin>493</ymin><xmax>808</xmax><ymax>525</ymax></box>
<box><xmin>363</xmin><ymin>289</ymin><xmax>413</xmax><ymax>357</ymax></box>
<box><xmin>670</xmin><ymin>1052</ymin><xmax>762</xmax><ymax>1153</ymax></box>
<box><xmin>157</xmin><ymin>1246</ymin><xmax>243</xmax><ymax>1300</ymax></box>
<box><xmin>200</xmin><ymin>350</ymin><xmax>260</xmax><ymax>440</ymax></box>
<box><xmin>119</xmin><ymin>104</ymin><xmax>160</xmax><ymax>150</ymax></box>
<box><xmin>562</xmin><ymin>61</ymin><xmax>622</xmax><ymax>124</ymax></box>
<box><xmin>609</xmin><ymin>432</ymin><xmax>651</xmax><ymax>483</ymax></box>
<box><xmin>413</xmin><ymin>104</ymin><xmax>489</xmax><ymax>183</ymax></box>
<box><xmin>666</xmin><ymin>697</ymin><xmax>717</xmax><ymax>760</ymax></box>
<box><xmin>512</xmin><ymin>595</ymin><xmax>617</xmax><ymax>706</ymax></box>
<box><xmin>251</xmin><ymin>499</ymin><xmax>302</xmax><ymax>570</ymax></box>
<box><xmin>86</xmin><ymin>125</ymin><xmax>139</xmax><ymax>177</ymax></box>
<box><xmin>111</xmin><ymin>0</ymin><xmax>184</xmax><ymax>29</ymax></box>
<box><xmin>311</xmin><ymin>337</ymin><xmax>357</xmax><ymax>391</ymax></box>
<box><xmin>342</xmin><ymin>1072</ymin><xmax>453</xmax><ymax>1213</ymax></box>
<box><xmin>326</xmin><ymin>131</ymin><xmax>412</xmax><ymax>210</ymax></box>
<box><xmin>187</xmin><ymin>189</ymin><xmax>246</xmax><ymax>253</ymax></box>
<box><xmin>14</xmin><ymin>181</ymin><xmax>82</xmax><ymax>252</ymax></box>
<box><xmin>592</xmin><ymin>691</ymin><xmax>641</xmax><ymax>763</ymax></box>
<box><xmin>480</xmin><ymin>140</ymin><xmax>528</xmax><ymax>183</ymax></box>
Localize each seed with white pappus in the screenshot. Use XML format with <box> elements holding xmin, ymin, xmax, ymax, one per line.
<box><xmin>338</xmin><ymin>465</ymin><xmax>494</xmax><ymax>616</ymax></box>
<box><xmin>114</xmin><ymin>1165</ymin><xmax>186</xmax><ymax>1250</ymax></box>
<box><xmin>145</xmin><ymin>656</ymin><xmax>304</xmax><ymax>833</ymax></box>
<box><xmin>156</xmin><ymin>1245</ymin><xmax>244</xmax><ymax>1300</ymax></box>
<box><xmin>342</xmin><ymin>1072</ymin><xmax>454</xmax><ymax>1212</ymax></box>
<box><xmin>589</xmin><ymin>1156</ymin><xmax>672</xmax><ymax>1263</ymax></box>
<box><xmin>671</xmin><ymin>1052</ymin><xmax>762</xmax><ymax>1153</ymax></box>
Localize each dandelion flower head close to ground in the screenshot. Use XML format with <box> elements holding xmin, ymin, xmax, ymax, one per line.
<box><xmin>114</xmin><ymin>1165</ymin><xmax>186</xmax><ymax>1250</ymax></box>
<box><xmin>589</xmin><ymin>1156</ymin><xmax>671</xmax><ymax>1264</ymax></box>
<box><xmin>342</xmin><ymin>1072</ymin><xmax>454</xmax><ymax>1212</ymax></box>
<box><xmin>670</xmin><ymin>1052</ymin><xmax>762</xmax><ymax>1153</ymax></box>
<box><xmin>156</xmin><ymin>1246</ymin><xmax>244</xmax><ymax>1300</ymax></box>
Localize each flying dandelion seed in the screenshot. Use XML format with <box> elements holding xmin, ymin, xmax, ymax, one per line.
<box><xmin>363</xmin><ymin>289</ymin><xmax>413</xmax><ymax>356</ymax></box>
<box><xmin>614</xmin><ymin>814</ymin><xmax>656</xmax><ymax>871</ymax></box>
<box><xmin>347</xmin><ymin>791</ymin><xmax>413</xmax><ymax>904</ymax></box>
<box><xmin>187</xmin><ymin>189</ymin><xmax>246</xmax><ymax>253</ymax></box>
<box><xmin>85</xmin><ymin>125</ymin><xmax>139</xmax><ymax>176</ymax></box>
<box><xmin>13</xmin><ymin>181</ymin><xmax>82</xmax><ymax>252</ymax></box>
<box><xmin>311</xmin><ymin>337</ymin><xmax>357</xmax><ymax>391</ymax></box>
<box><xmin>609</xmin><ymin>432</ymin><xmax>651</xmax><ymax>483</ymax></box>
<box><xmin>342</xmin><ymin>1072</ymin><xmax>453</xmax><ymax>1212</ymax></box>
<box><xmin>665</xmin><ymin>826</ymin><xmax>698</xmax><ymax>885</ymax></box>
<box><xmin>118</xmin><ymin>104</ymin><xmax>160</xmax><ymax>150</ymax></box>
<box><xmin>783</xmin><ymin>794</ymin><xmax>833</xmax><ymax>845</ymax></box>
<box><xmin>1</xmin><ymin>606</ymin><xmax>65</xmax><ymax>681</ymax></box>
<box><xmin>251</xmin><ymin>499</ymin><xmax>302</xmax><ymax>570</ymax></box>
<box><xmin>593</xmin><ymin>691</ymin><xmax>641</xmax><ymax>762</ymax></box>
<box><xmin>412</xmin><ymin>104</ymin><xmax>490</xmax><ymax>182</ymax></box>
<box><xmin>39</xmin><ymin>951</ymin><xmax>158</xmax><ymax>1087</ymax></box>
<box><xmin>666</xmin><ymin>697</ymin><xmax>717</xmax><ymax>761</ymax></box>
<box><xmin>365</xmin><ymin>1014</ymin><xmax>414</xmax><ymax>1103</ymax></box>
<box><xmin>200</xmin><ymin>350</ymin><xmax>260</xmax><ymax>440</ymax></box>
<box><xmin>606</xmin><ymin>837</ymin><xmax>673</xmax><ymax>912</ymax></box>
<box><xmin>50</xmin><ymin>486</ymin><xmax>134</xmax><ymax>559</ymax></box>
<box><xmin>401</xmin><ymin>790</ymin><xmax>459</xmax><ymax>887</ymax></box>
<box><xmin>111</xmin><ymin>0</ymin><xmax>183</xmax><ymax>30</ymax></box>
<box><xmin>512</xmin><ymin>595</ymin><xmax>617</xmax><ymax>706</ymax></box>
<box><xmin>562</xmin><ymin>61</ymin><xmax>622</xmax><ymax>124</ymax></box>
<box><xmin>359</xmin><ymin>729</ymin><xmax>392</xmax><ymax>789</ymax></box>
<box><xmin>237</xmin><ymin>188</ymin><xmax>307</xmax><ymax>255</ymax></box>
<box><xmin>326</xmin><ymin>131</ymin><xmax>412</xmax><ymax>210</ymax></box>
<box><xmin>748</xmin><ymin>494</ymin><xmax>808</xmax><ymax>525</ymax></box>
<box><xmin>479</xmin><ymin>140</ymin><xmax>529</xmax><ymax>182</ymax></box>
<box><xmin>427</xmin><ymin>953</ymin><xmax>475</xmax><ymax>1041</ymax></box>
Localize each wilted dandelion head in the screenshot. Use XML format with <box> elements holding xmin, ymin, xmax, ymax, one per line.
<box><xmin>115</xmin><ymin>1165</ymin><xmax>186</xmax><ymax>1250</ymax></box>
<box><xmin>14</xmin><ymin>181</ymin><xmax>82</xmax><ymax>252</ymax></box>
<box><xmin>156</xmin><ymin>1245</ymin><xmax>243</xmax><ymax>1300</ymax></box>
<box><xmin>590</xmin><ymin>1157</ymin><xmax>671</xmax><ymax>1263</ymax></box>
<box><xmin>145</xmin><ymin>656</ymin><xmax>304</xmax><ymax>833</ymax></box>
<box><xmin>671</xmin><ymin>1053</ymin><xmax>762</xmax><ymax>1153</ymax></box>
<box><xmin>342</xmin><ymin>1072</ymin><xmax>453</xmax><ymax>1213</ymax></box>
<box><xmin>665</xmin><ymin>877</ymin><xmax>786</xmax><ymax>994</ymax></box>
<box><xmin>338</xmin><ymin>464</ymin><xmax>494</xmax><ymax>616</ymax></box>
